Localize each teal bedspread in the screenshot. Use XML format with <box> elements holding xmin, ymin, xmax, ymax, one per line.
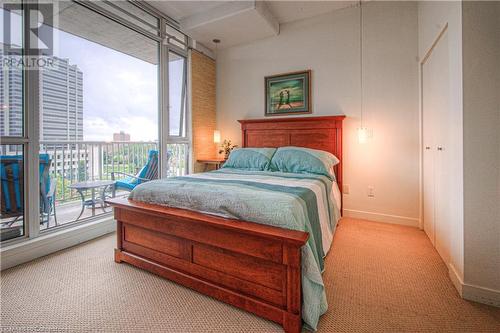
<box><xmin>129</xmin><ymin>169</ymin><xmax>340</xmax><ymax>330</ymax></box>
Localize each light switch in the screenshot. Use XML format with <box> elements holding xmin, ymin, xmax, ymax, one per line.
<box><xmin>343</xmin><ymin>184</ymin><xmax>350</xmax><ymax>194</ymax></box>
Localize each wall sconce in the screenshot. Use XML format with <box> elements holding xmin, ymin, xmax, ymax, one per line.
<box><xmin>213</xmin><ymin>130</ymin><xmax>221</xmax><ymax>144</ymax></box>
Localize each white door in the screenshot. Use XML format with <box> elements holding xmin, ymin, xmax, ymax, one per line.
<box><xmin>422</xmin><ymin>61</ymin><xmax>436</xmax><ymax>245</ymax></box>
<box><xmin>422</xmin><ymin>30</ymin><xmax>450</xmax><ymax>262</ymax></box>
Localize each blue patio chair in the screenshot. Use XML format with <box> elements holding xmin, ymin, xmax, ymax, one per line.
<box><xmin>111</xmin><ymin>150</ymin><xmax>158</xmax><ymax>193</ymax></box>
<box><xmin>0</xmin><ymin>156</ymin><xmax>23</xmax><ymax>224</ymax></box>
<box><xmin>0</xmin><ymin>154</ymin><xmax>57</xmax><ymax>227</ymax></box>
<box><xmin>39</xmin><ymin>154</ymin><xmax>57</xmax><ymax>226</ymax></box>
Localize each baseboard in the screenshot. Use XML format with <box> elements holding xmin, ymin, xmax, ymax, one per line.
<box><xmin>448</xmin><ymin>263</ymin><xmax>464</xmax><ymax>296</ymax></box>
<box><xmin>448</xmin><ymin>263</ymin><xmax>500</xmax><ymax>307</ymax></box>
<box><xmin>343</xmin><ymin>209</ymin><xmax>420</xmax><ymax>228</ymax></box>
<box><xmin>1</xmin><ymin>217</ymin><xmax>115</xmax><ymax>270</ymax></box>
<box><xmin>463</xmin><ymin>284</ymin><xmax>500</xmax><ymax>307</ymax></box>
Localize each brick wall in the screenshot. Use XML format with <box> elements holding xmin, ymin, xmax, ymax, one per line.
<box><xmin>191</xmin><ymin>50</ymin><xmax>217</xmax><ymax>173</ymax></box>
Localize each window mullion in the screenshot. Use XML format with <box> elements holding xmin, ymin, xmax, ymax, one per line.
<box><xmin>178</xmin><ymin>57</ymin><xmax>187</xmax><ymax>137</ymax></box>
<box><xmin>23</xmin><ymin>2</ymin><xmax>41</xmax><ymax>239</ymax></box>
<box><xmin>159</xmin><ymin>20</ymin><xmax>169</xmax><ymax>178</ymax></box>
<box><xmin>186</xmin><ymin>51</ymin><xmax>192</xmax><ymax>175</ymax></box>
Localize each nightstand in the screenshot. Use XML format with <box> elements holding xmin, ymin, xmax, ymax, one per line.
<box><xmin>197</xmin><ymin>158</ymin><xmax>226</xmax><ymax>171</ymax></box>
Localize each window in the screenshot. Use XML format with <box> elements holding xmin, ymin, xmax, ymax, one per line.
<box><xmin>0</xmin><ymin>3</ymin><xmax>23</xmax><ymax>137</ymax></box>
<box><xmin>91</xmin><ymin>1</ymin><xmax>160</xmax><ymax>36</ymax></box>
<box><xmin>1</xmin><ymin>2</ymin><xmax>25</xmax><ymax>242</ymax></box>
<box><xmin>0</xmin><ymin>145</ymin><xmax>24</xmax><ymax>241</ymax></box>
<box><xmin>166</xmin><ymin>51</ymin><xmax>189</xmax><ymax>177</ymax></box>
<box><xmin>168</xmin><ymin>52</ymin><xmax>187</xmax><ymax>137</ymax></box>
<box><xmin>37</xmin><ymin>1</ymin><xmax>159</xmax><ymax>231</ymax></box>
<box><xmin>166</xmin><ymin>143</ymin><xmax>188</xmax><ymax>177</ymax></box>
<box><xmin>166</xmin><ymin>25</ymin><xmax>188</xmax><ymax>50</ymax></box>
<box><xmin>0</xmin><ymin>1</ymin><xmax>190</xmax><ymax>244</ymax></box>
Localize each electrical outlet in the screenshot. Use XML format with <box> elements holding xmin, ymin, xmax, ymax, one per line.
<box><xmin>367</xmin><ymin>186</ymin><xmax>375</xmax><ymax>197</ymax></box>
<box><xmin>343</xmin><ymin>184</ymin><xmax>350</xmax><ymax>194</ymax></box>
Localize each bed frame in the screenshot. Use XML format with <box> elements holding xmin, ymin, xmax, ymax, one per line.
<box><xmin>107</xmin><ymin>116</ymin><xmax>344</xmax><ymax>333</ymax></box>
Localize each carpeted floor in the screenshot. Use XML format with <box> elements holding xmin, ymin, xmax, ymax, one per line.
<box><xmin>1</xmin><ymin>218</ymin><xmax>499</xmax><ymax>332</ymax></box>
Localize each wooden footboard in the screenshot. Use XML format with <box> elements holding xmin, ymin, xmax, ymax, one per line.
<box><xmin>107</xmin><ymin>197</ymin><xmax>309</xmax><ymax>333</ymax></box>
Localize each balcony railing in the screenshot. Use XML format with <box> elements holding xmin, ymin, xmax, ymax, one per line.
<box><xmin>1</xmin><ymin>141</ymin><xmax>188</xmax><ymax>232</ymax></box>
<box><xmin>39</xmin><ymin>141</ymin><xmax>188</xmax><ymax>203</ymax></box>
<box><xmin>40</xmin><ymin>141</ymin><xmax>157</xmax><ymax>202</ymax></box>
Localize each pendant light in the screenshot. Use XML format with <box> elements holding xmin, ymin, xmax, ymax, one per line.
<box><xmin>357</xmin><ymin>1</ymin><xmax>368</xmax><ymax>144</ymax></box>
<box><xmin>212</xmin><ymin>39</ymin><xmax>221</xmax><ymax>154</ymax></box>
<box><xmin>212</xmin><ymin>38</ymin><xmax>220</xmax><ymax>57</ymax></box>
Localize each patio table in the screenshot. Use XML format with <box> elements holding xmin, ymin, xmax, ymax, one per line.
<box><xmin>69</xmin><ymin>180</ymin><xmax>115</xmax><ymax>220</ymax></box>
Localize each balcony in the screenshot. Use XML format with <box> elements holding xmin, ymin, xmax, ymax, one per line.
<box><xmin>1</xmin><ymin>141</ymin><xmax>188</xmax><ymax>237</ymax></box>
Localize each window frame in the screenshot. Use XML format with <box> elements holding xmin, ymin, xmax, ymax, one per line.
<box><xmin>167</xmin><ymin>50</ymin><xmax>188</xmax><ymax>140</ymax></box>
<box><xmin>0</xmin><ymin>2</ymin><xmax>40</xmax><ymax>244</ymax></box>
<box><xmin>160</xmin><ymin>22</ymin><xmax>190</xmax><ymax>177</ymax></box>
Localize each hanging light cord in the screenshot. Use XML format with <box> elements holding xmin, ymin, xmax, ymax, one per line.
<box><xmin>213</xmin><ymin>39</ymin><xmax>220</xmax><ymax>57</ymax></box>
<box><xmin>359</xmin><ymin>0</ymin><xmax>364</xmax><ymax>128</ymax></box>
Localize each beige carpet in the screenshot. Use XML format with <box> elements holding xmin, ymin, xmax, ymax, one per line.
<box><xmin>1</xmin><ymin>218</ymin><xmax>499</xmax><ymax>332</ymax></box>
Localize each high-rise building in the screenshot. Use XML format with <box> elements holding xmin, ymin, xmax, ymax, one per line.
<box><xmin>40</xmin><ymin>57</ymin><xmax>83</xmax><ymax>142</ymax></box>
<box><xmin>0</xmin><ymin>54</ymin><xmax>23</xmax><ymax>138</ymax></box>
<box><xmin>0</xmin><ymin>52</ymin><xmax>83</xmax><ymax>141</ymax></box>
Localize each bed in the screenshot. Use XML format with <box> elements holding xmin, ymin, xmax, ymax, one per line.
<box><xmin>106</xmin><ymin>116</ymin><xmax>345</xmax><ymax>332</ymax></box>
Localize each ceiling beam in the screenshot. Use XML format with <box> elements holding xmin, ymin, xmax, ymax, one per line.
<box><xmin>180</xmin><ymin>0</ymin><xmax>279</xmax><ymax>36</ymax></box>
<box><xmin>255</xmin><ymin>1</ymin><xmax>279</xmax><ymax>35</ymax></box>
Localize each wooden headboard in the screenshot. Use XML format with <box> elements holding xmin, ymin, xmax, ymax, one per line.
<box><xmin>238</xmin><ymin>116</ymin><xmax>346</xmax><ymax>192</ymax></box>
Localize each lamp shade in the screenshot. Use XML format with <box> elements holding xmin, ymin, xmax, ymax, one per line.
<box><xmin>213</xmin><ymin>130</ymin><xmax>221</xmax><ymax>143</ymax></box>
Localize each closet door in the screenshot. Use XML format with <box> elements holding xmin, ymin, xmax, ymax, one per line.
<box><xmin>432</xmin><ymin>32</ymin><xmax>450</xmax><ymax>263</ymax></box>
<box><xmin>422</xmin><ymin>55</ymin><xmax>437</xmax><ymax>246</ymax></box>
<box><xmin>422</xmin><ymin>29</ymin><xmax>450</xmax><ymax>262</ymax></box>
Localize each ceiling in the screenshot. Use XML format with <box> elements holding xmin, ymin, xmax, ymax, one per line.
<box><xmin>150</xmin><ymin>1</ymin><xmax>228</xmax><ymax>20</ymax></box>
<box><xmin>56</xmin><ymin>2</ymin><xmax>159</xmax><ymax>64</ymax></box>
<box><xmin>148</xmin><ymin>1</ymin><xmax>357</xmax><ymax>50</ymax></box>
<box><xmin>266</xmin><ymin>1</ymin><xmax>355</xmax><ymax>23</ymax></box>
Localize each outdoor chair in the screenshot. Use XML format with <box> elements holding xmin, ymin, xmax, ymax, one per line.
<box><xmin>111</xmin><ymin>150</ymin><xmax>158</xmax><ymax>194</ymax></box>
<box><xmin>39</xmin><ymin>154</ymin><xmax>57</xmax><ymax>226</ymax></box>
<box><xmin>0</xmin><ymin>154</ymin><xmax>57</xmax><ymax>228</ymax></box>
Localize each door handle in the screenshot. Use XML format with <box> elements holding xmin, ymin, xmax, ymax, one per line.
<box><xmin>425</xmin><ymin>146</ymin><xmax>431</xmax><ymax>150</ymax></box>
<box><xmin>437</xmin><ymin>146</ymin><xmax>444</xmax><ymax>151</ymax></box>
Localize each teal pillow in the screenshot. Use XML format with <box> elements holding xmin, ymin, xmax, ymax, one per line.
<box><xmin>222</xmin><ymin>148</ymin><xmax>276</xmax><ymax>171</ymax></box>
<box><xmin>270</xmin><ymin>146</ymin><xmax>339</xmax><ymax>179</ymax></box>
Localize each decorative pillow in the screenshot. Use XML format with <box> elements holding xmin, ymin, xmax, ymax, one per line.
<box><xmin>270</xmin><ymin>146</ymin><xmax>339</xmax><ymax>179</ymax></box>
<box><xmin>222</xmin><ymin>148</ymin><xmax>277</xmax><ymax>171</ymax></box>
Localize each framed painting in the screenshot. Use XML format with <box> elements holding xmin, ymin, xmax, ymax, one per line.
<box><xmin>265</xmin><ymin>70</ymin><xmax>311</xmax><ymax>116</ymax></box>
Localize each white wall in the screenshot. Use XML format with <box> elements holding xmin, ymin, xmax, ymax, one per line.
<box><xmin>462</xmin><ymin>0</ymin><xmax>500</xmax><ymax>299</ymax></box>
<box><xmin>216</xmin><ymin>1</ymin><xmax>420</xmax><ymax>226</ymax></box>
<box><xmin>417</xmin><ymin>0</ymin><xmax>465</xmax><ymax>288</ymax></box>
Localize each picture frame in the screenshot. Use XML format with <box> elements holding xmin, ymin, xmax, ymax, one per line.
<box><xmin>265</xmin><ymin>70</ymin><xmax>311</xmax><ymax>116</ymax></box>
